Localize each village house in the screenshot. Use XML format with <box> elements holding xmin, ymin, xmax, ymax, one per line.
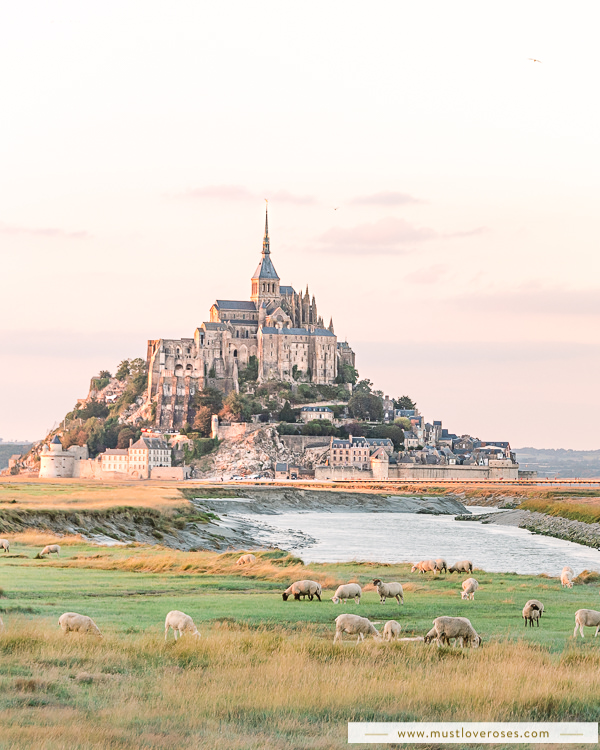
<box><xmin>299</xmin><ymin>406</ymin><xmax>334</xmax><ymax>423</ymax></box>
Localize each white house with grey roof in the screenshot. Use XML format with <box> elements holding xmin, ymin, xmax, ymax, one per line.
<box><xmin>300</xmin><ymin>406</ymin><xmax>334</xmax><ymax>422</ymax></box>
<box><xmin>146</xmin><ymin>206</ymin><xmax>355</xmax><ymax>429</ymax></box>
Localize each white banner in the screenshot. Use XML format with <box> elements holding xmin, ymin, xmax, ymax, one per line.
<box><xmin>348</xmin><ymin>722</ymin><xmax>598</xmax><ymax>744</ymax></box>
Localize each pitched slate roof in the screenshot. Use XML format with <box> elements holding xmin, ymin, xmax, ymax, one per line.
<box><xmin>252</xmin><ymin>254</ymin><xmax>280</xmax><ymax>280</ymax></box>
<box><xmin>301</xmin><ymin>406</ymin><xmax>333</xmax><ymax>413</ymax></box>
<box><xmin>214</xmin><ymin>300</ymin><xmax>256</xmax><ymax>311</ymax></box>
<box><xmin>279</xmin><ymin>285</ymin><xmax>295</xmax><ymax>295</ymax></box>
<box><xmin>130</xmin><ymin>437</ymin><xmax>169</xmax><ymax>451</ymax></box>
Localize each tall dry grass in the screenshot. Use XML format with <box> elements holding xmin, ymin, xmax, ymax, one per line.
<box><xmin>3</xmin><ymin>530</ymin><xmax>87</xmax><ymax>546</ymax></box>
<box><xmin>1</xmin><ymin>618</ymin><xmax>599</xmax><ymax>749</ymax></box>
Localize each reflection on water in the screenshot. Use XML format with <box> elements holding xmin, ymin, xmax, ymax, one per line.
<box><xmin>259</xmin><ymin>507</ymin><xmax>600</xmax><ymax>576</ymax></box>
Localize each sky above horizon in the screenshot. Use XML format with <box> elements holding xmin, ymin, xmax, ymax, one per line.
<box><xmin>1</xmin><ymin>2</ymin><xmax>599</xmax><ymax>448</ymax></box>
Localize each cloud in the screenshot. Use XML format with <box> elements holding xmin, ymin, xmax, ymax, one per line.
<box><xmin>450</xmin><ymin>285</ymin><xmax>600</xmax><ymax>317</ymax></box>
<box><xmin>179</xmin><ymin>185</ymin><xmax>317</xmax><ymax>204</ymax></box>
<box><xmin>317</xmin><ymin>217</ymin><xmax>485</xmax><ymax>255</ymax></box>
<box><xmin>0</xmin><ymin>223</ymin><xmax>89</xmax><ymax>239</ymax></box>
<box><xmin>349</xmin><ymin>191</ymin><xmax>422</xmax><ymax>206</ymax></box>
<box><xmin>404</xmin><ymin>264</ymin><xmax>449</xmax><ymax>284</ymax></box>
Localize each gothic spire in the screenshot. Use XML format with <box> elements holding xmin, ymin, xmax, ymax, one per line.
<box><xmin>263</xmin><ymin>200</ymin><xmax>270</xmax><ymax>255</ymax></box>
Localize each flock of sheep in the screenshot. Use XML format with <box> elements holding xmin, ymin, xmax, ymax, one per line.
<box><xmin>2</xmin><ymin>542</ymin><xmax>599</xmax><ymax>645</ymax></box>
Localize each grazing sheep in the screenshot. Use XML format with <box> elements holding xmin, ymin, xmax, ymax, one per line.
<box><xmin>164</xmin><ymin>610</ymin><xmax>201</xmax><ymax>641</ymax></box>
<box><xmin>573</xmin><ymin>609</ymin><xmax>600</xmax><ymax>638</ymax></box>
<box><xmin>282</xmin><ymin>580</ymin><xmax>322</xmax><ymax>602</ymax></box>
<box><xmin>431</xmin><ymin>616</ymin><xmax>481</xmax><ymax>648</ymax></box>
<box><xmin>398</xmin><ymin>636</ymin><xmax>425</xmax><ymax>642</ymax></box>
<box><xmin>0</xmin><ymin>539</ymin><xmax>9</xmax><ymax>553</ymax></box>
<box><xmin>411</xmin><ymin>560</ymin><xmax>436</xmax><ymax>574</ymax></box>
<box><xmin>434</xmin><ymin>558</ymin><xmax>447</xmax><ymax>574</ymax></box>
<box><xmin>383</xmin><ymin>620</ymin><xmax>402</xmax><ymax>641</ymax></box>
<box><xmin>58</xmin><ymin>612</ymin><xmax>102</xmax><ymax>637</ymax></box>
<box><xmin>563</xmin><ymin>566</ymin><xmax>575</xmax><ymax>576</ymax></box>
<box><xmin>448</xmin><ymin>560</ymin><xmax>473</xmax><ymax>574</ymax></box>
<box><xmin>372</xmin><ymin>579</ymin><xmax>404</xmax><ymax>605</ymax></box>
<box><xmin>424</xmin><ymin>626</ymin><xmax>439</xmax><ymax>645</ymax></box>
<box><xmin>561</xmin><ymin>569</ymin><xmax>574</xmax><ymax>588</ymax></box>
<box><xmin>40</xmin><ymin>544</ymin><xmax>60</xmax><ymax>557</ymax></box>
<box><xmin>461</xmin><ymin>578</ymin><xmax>479</xmax><ymax>600</ymax></box>
<box><xmin>333</xmin><ymin>614</ymin><xmax>381</xmax><ymax>644</ymax></box>
<box><xmin>235</xmin><ymin>553</ymin><xmax>257</xmax><ymax>566</ymax></box>
<box><xmin>331</xmin><ymin>583</ymin><xmax>362</xmax><ymax>605</ymax></box>
<box><xmin>524</xmin><ymin>599</ymin><xmax>545</xmax><ymax>618</ymax></box>
<box><xmin>522</xmin><ymin>602</ymin><xmax>542</xmax><ymax>627</ymax></box>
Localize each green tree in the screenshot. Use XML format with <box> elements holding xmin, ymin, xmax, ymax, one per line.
<box><xmin>394</xmin><ymin>395</ymin><xmax>416</xmax><ymax>410</ymax></box>
<box><xmin>193</xmin><ymin>388</ymin><xmax>223</xmax><ymax>414</ymax></box>
<box><xmin>348</xmin><ymin>392</ymin><xmax>384</xmax><ymax>422</ymax></box>
<box><xmin>239</xmin><ymin>355</ymin><xmax>259</xmax><ymax>383</ymax></box>
<box><xmin>117</xmin><ymin>427</ymin><xmax>136</xmax><ymax>448</ymax></box>
<box><xmin>222</xmin><ymin>392</ymin><xmax>250</xmax><ymax>422</ymax></box>
<box><xmin>278</xmin><ymin>401</ymin><xmax>296</xmax><ymax>423</ymax></box>
<box><xmin>98</xmin><ymin>370</ymin><xmax>112</xmax><ymax>379</ymax></box>
<box><xmin>394</xmin><ymin>416</ymin><xmax>411</xmax><ymax>430</ymax></box>
<box><xmin>193</xmin><ymin>407</ymin><xmax>214</xmax><ymax>436</ymax></box>
<box><xmin>115</xmin><ymin>360</ymin><xmax>131</xmax><ymax>381</ymax></box>
<box><xmin>335</xmin><ymin>363</ymin><xmax>358</xmax><ymax>385</ymax></box>
<box><xmin>354</xmin><ymin>379</ymin><xmax>373</xmax><ymax>394</ymax></box>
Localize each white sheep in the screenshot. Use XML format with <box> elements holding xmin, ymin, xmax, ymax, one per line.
<box><xmin>235</xmin><ymin>553</ymin><xmax>257</xmax><ymax>566</ymax></box>
<box><xmin>434</xmin><ymin>558</ymin><xmax>447</xmax><ymax>574</ymax></box>
<box><xmin>282</xmin><ymin>580</ymin><xmax>322</xmax><ymax>601</ymax></box>
<box><xmin>522</xmin><ymin>602</ymin><xmax>542</xmax><ymax>627</ymax></box>
<box><xmin>411</xmin><ymin>560</ymin><xmax>436</xmax><ymax>574</ymax></box>
<box><xmin>561</xmin><ymin>569</ymin><xmax>574</xmax><ymax>588</ymax></box>
<box><xmin>524</xmin><ymin>599</ymin><xmax>545</xmax><ymax>618</ymax></box>
<box><xmin>333</xmin><ymin>614</ymin><xmax>381</xmax><ymax>644</ymax></box>
<box><xmin>431</xmin><ymin>616</ymin><xmax>480</xmax><ymax>648</ymax></box>
<box><xmin>40</xmin><ymin>544</ymin><xmax>60</xmax><ymax>557</ymax></box>
<box><xmin>331</xmin><ymin>583</ymin><xmax>361</xmax><ymax>605</ymax></box>
<box><xmin>372</xmin><ymin>579</ymin><xmax>404</xmax><ymax>605</ymax></box>
<box><xmin>0</xmin><ymin>539</ymin><xmax>9</xmax><ymax>553</ymax></box>
<box><xmin>448</xmin><ymin>560</ymin><xmax>473</xmax><ymax>574</ymax></box>
<box><xmin>573</xmin><ymin>609</ymin><xmax>600</xmax><ymax>638</ymax></box>
<box><xmin>164</xmin><ymin>610</ymin><xmax>201</xmax><ymax>641</ymax></box>
<box><xmin>383</xmin><ymin>620</ymin><xmax>402</xmax><ymax>641</ymax></box>
<box><xmin>461</xmin><ymin>578</ymin><xmax>479</xmax><ymax>600</ymax></box>
<box><xmin>58</xmin><ymin>612</ymin><xmax>102</xmax><ymax>637</ymax></box>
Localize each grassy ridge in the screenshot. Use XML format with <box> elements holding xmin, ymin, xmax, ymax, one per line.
<box><xmin>520</xmin><ymin>495</ymin><xmax>600</xmax><ymax>524</ymax></box>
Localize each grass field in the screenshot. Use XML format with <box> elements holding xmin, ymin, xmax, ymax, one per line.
<box><xmin>2</xmin><ymin>536</ymin><xmax>600</xmax><ymax>749</ymax></box>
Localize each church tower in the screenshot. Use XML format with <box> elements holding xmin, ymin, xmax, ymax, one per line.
<box><xmin>251</xmin><ymin>203</ymin><xmax>280</xmax><ymax>308</ymax></box>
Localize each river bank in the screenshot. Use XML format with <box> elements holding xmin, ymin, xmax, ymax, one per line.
<box><xmin>458</xmin><ymin>508</ymin><xmax>600</xmax><ymax>550</ymax></box>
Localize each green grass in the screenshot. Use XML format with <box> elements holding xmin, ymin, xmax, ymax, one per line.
<box><xmin>2</xmin><ymin>540</ymin><xmax>600</xmax><ymax>749</ymax></box>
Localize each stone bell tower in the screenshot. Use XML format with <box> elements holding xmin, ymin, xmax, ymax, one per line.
<box><xmin>251</xmin><ymin>202</ymin><xmax>280</xmax><ymax>308</ymax></box>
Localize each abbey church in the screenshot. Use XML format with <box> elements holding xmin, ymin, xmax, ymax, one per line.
<box><xmin>147</xmin><ymin>209</ymin><xmax>355</xmax><ymax>429</ymax></box>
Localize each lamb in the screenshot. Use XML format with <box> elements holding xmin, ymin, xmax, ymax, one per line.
<box><xmin>524</xmin><ymin>599</ymin><xmax>545</xmax><ymax>618</ymax></box>
<box><xmin>282</xmin><ymin>580</ymin><xmax>322</xmax><ymax>601</ymax></box>
<box><xmin>40</xmin><ymin>544</ymin><xmax>60</xmax><ymax>557</ymax></box>
<box><xmin>333</xmin><ymin>614</ymin><xmax>381</xmax><ymax>644</ymax></box>
<box><xmin>522</xmin><ymin>602</ymin><xmax>542</xmax><ymax>627</ymax></box>
<box><xmin>431</xmin><ymin>616</ymin><xmax>481</xmax><ymax>648</ymax></box>
<box><xmin>411</xmin><ymin>560</ymin><xmax>436</xmax><ymax>574</ymax></box>
<box><xmin>573</xmin><ymin>609</ymin><xmax>600</xmax><ymax>638</ymax></box>
<box><xmin>164</xmin><ymin>610</ymin><xmax>201</xmax><ymax>641</ymax></box>
<box><xmin>382</xmin><ymin>620</ymin><xmax>402</xmax><ymax>641</ymax></box>
<box><xmin>461</xmin><ymin>578</ymin><xmax>479</xmax><ymax>600</ymax></box>
<box><xmin>448</xmin><ymin>560</ymin><xmax>473</xmax><ymax>574</ymax></box>
<box><xmin>372</xmin><ymin>579</ymin><xmax>404</xmax><ymax>605</ymax></box>
<box><xmin>235</xmin><ymin>553</ymin><xmax>257</xmax><ymax>566</ymax></box>
<box><xmin>434</xmin><ymin>558</ymin><xmax>447</xmax><ymax>574</ymax></box>
<box><xmin>331</xmin><ymin>583</ymin><xmax>361</xmax><ymax>605</ymax></box>
<box><xmin>0</xmin><ymin>539</ymin><xmax>9</xmax><ymax>553</ymax></box>
<box><xmin>561</xmin><ymin>568</ymin><xmax>574</xmax><ymax>588</ymax></box>
<box><xmin>58</xmin><ymin>612</ymin><xmax>102</xmax><ymax>637</ymax></box>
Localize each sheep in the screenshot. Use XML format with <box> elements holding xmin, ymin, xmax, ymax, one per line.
<box><xmin>431</xmin><ymin>616</ymin><xmax>481</xmax><ymax>648</ymax></box>
<box><xmin>434</xmin><ymin>558</ymin><xmax>447</xmax><ymax>574</ymax></box>
<box><xmin>563</xmin><ymin>566</ymin><xmax>575</xmax><ymax>576</ymax></box>
<box><xmin>372</xmin><ymin>579</ymin><xmax>404</xmax><ymax>605</ymax></box>
<box><xmin>411</xmin><ymin>560</ymin><xmax>436</xmax><ymax>574</ymax></box>
<box><xmin>58</xmin><ymin>612</ymin><xmax>102</xmax><ymax>637</ymax></box>
<box><xmin>382</xmin><ymin>620</ymin><xmax>402</xmax><ymax>641</ymax></box>
<box><xmin>40</xmin><ymin>544</ymin><xmax>60</xmax><ymax>557</ymax></box>
<box><xmin>573</xmin><ymin>609</ymin><xmax>600</xmax><ymax>638</ymax></box>
<box><xmin>461</xmin><ymin>578</ymin><xmax>479</xmax><ymax>600</ymax></box>
<box><xmin>524</xmin><ymin>599</ymin><xmax>545</xmax><ymax>618</ymax></box>
<box><xmin>522</xmin><ymin>602</ymin><xmax>542</xmax><ymax>627</ymax></box>
<box><xmin>0</xmin><ymin>539</ymin><xmax>9</xmax><ymax>554</ymax></box>
<box><xmin>424</xmin><ymin>627</ymin><xmax>439</xmax><ymax>645</ymax></box>
<box><xmin>282</xmin><ymin>580</ymin><xmax>322</xmax><ymax>601</ymax></box>
<box><xmin>333</xmin><ymin>614</ymin><xmax>381</xmax><ymax>644</ymax></box>
<box><xmin>0</xmin><ymin>616</ymin><xmax>3</xmax><ymax>631</ymax></box>
<box><xmin>561</xmin><ymin>569</ymin><xmax>574</xmax><ymax>588</ymax></box>
<box><xmin>235</xmin><ymin>553</ymin><xmax>257</xmax><ymax>566</ymax></box>
<box><xmin>164</xmin><ymin>610</ymin><xmax>201</xmax><ymax>641</ymax></box>
<box><xmin>331</xmin><ymin>583</ymin><xmax>361</xmax><ymax>605</ymax></box>
<box><xmin>448</xmin><ymin>560</ymin><xmax>473</xmax><ymax>574</ymax></box>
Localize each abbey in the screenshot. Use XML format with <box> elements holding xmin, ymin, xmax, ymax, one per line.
<box><xmin>147</xmin><ymin>209</ymin><xmax>355</xmax><ymax>430</ymax></box>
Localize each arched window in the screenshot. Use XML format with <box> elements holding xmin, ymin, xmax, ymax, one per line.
<box><xmin>233</xmin><ymin>349</ymin><xmax>238</xmax><ymax>357</ymax></box>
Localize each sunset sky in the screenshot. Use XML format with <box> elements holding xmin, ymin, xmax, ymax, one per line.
<box><xmin>2</xmin><ymin>2</ymin><xmax>599</xmax><ymax>448</ymax></box>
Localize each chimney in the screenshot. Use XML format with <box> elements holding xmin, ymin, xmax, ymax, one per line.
<box><xmin>129</xmin><ymin>438</ymin><xmax>133</xmax><ymax>447</ymax></box>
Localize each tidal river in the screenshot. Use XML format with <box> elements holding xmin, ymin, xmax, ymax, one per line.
<box><xmin>252</xmin><ymin>507</ymin><xmax>600</xmax><ymax>576</ymax></box>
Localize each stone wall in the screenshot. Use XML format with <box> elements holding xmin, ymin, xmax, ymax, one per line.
<box><xmin>279</xmin><ymin>435</ymin><xmax>331</xmax><ymax>451</ymax></box>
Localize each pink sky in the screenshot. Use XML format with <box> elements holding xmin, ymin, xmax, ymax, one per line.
<box><xmin>1</xmin><ymin>2</ymin><xmax>599</xmax><ymax>448</ymax></box>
